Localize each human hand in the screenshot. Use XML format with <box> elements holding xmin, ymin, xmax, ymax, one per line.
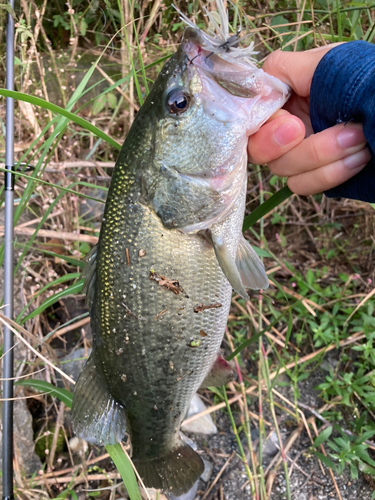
<box><xmin>248</xmin><ymin>47</ymin><xmax>370</xmax><ymax>195</ymax></box>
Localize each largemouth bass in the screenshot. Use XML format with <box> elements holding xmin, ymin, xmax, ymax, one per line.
<box><xmin>72</xmin><ymin>3</ymin><xmax>290</xmax><ymax>495</ymax></box>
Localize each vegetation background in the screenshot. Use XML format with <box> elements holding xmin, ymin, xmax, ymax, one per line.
<box><xmin>0</xmin><ymin>0</ymin><xmax>375</xmax><ymax>499</ymax></box>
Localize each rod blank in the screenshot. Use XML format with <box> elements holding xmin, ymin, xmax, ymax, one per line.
<box><xmin>2</xmin><ymin>1</ymin><xmax>15</xmax><ymax>499</ymax></box>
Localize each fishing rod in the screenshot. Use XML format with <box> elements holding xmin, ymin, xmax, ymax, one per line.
<box><xmin>3</xmin><ymin>0</ymin><xmax>15</xmax><ymax>498</ymax></box>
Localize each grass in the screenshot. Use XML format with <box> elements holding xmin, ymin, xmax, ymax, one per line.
<box><xmin>0</xmin><ymin>0</ymin><xmax>374</xmax><ymax>499</ymax></box>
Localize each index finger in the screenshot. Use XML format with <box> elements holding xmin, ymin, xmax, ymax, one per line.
<box><xmin>262</xmin><ymin>45</ymin><xmax>341</xmax><ymax>97</ymax></box>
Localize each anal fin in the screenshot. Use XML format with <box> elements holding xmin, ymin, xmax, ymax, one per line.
<box><xmin>72</xmin><ymin>351</ymin><xmax>127</xmax><ymax>446</ymax></box>
<box><xmin>200</xmin><ymin>354</ymin><xmax>234</xmax><ymax>388</ymax></box>
<box><xmin>235</xmin><ymin>236</ymin><xmax>269</xmax><ymax>290</ymax></box>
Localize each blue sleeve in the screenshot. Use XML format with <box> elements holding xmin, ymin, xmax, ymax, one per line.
<box><xmin>309</xmin><ymin>40</ymin><xmax>375</xmax><ymax>202</ymax></box>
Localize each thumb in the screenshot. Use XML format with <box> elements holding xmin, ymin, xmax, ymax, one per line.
<box><xmin>248</xmin><ymin>111</ymin><xmax>305</xmax><ymax>165</ymax></box>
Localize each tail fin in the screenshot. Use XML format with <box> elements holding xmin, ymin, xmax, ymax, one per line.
<box><xmin>72</xmin><ymin>351</ymin><xmax>127</xmax><ymax>446</ymax></box>
<box><xmin>134</xmin><ymin>441</ymin><xmax>204</xmax><ymax>496</ymax></box>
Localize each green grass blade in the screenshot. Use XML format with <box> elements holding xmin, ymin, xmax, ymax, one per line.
<box><xmin>106</xmin><ymin>444</ymin><xmax>143</xmax><ymax>500</ymax></box>
<box><xmin>243</xmin><ymin>186</ymin><xmax>293</xmax><ymax>232</ymax></box>
<box><xmin>17</xmin><ymin>273</ymin><xmax>81</xmax><ymax>324</ymax></box>
<box><xmin>16</xmin><ymin>379</ymin><xmax>73</xmax><ymax>407</ymax></box>
<box><xmin>34</xmin><ymin>249</ymin><xmax>85</xmax><ymax>269</ymax></box>
<box><xmin>0</xmin><ymin>90</ymin><xmax>121</xmax><ymax>151</ymax></box>
<box><xmin>21</xmin><ymin>280</ymin><xmax>84</xmax><ymax>324</ymax></box>
<box><xmin>226</xmin><ymin>308</ymin><xmax>289</xmax><ymax>361</ymax></box>
<box><xmin>0</xmin><ymin>169</ymin><xmax>108</xmax><ymax>202</ymax></box>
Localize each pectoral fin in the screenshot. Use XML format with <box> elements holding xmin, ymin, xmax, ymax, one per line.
<box><xmin>236</xmin><ymin>236</ymin><xmax>269</xmax><ymax>290</ymax></box>
<box><xmin>210</xmin><ymin>232</ymin><xmax>269</xmax><ymax>298</ymax></box>
<box><xmin>210</xmin><ymin>232</ymin><xmax>249</xmax><ymax>299</ymax></box>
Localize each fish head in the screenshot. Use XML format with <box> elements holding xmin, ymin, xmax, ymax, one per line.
<box><xmin>134</xmin><ymin>29</ymin><xmax>290</xmax><ymax>231</ymax></box>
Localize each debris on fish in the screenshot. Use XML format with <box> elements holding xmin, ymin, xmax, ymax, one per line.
<box><xmin>72</xmin><ymin>0</ymin><xmax>290</xmax><ymax>496</ymax></box>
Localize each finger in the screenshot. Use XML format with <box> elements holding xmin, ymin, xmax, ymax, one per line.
<box><xmin>268</xmin><ymin>123</ymin><xmax>366</xmax><ymax>177</ymax></box>
<box><xmin>248</xmin><ymin>112</ymin><xmax>305</xmax><ymax>165</ymax></box>
<box><xmin>287</xmin><ymin>147</ymin><xmax>371</xmax><ymax>195</ymax></box>
<box><xmin>262</xmin><ymin>45</ymin><xmax>341</xmax><ymax>96</ymax></box>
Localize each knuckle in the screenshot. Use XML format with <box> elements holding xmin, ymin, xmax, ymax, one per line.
<box><xmin>263</xmin><ymin>50</ymin><xmax>285</xmax><ymax>74</ymax></box>
<box><xmin>267</xmin><ymin>158</ymin><xmax>284</xmax><ymax>175</ymax></box>
<box><xmin>305</xmin><ymin>138</ymin><xmax>321</xmax><ymax>166</ymax></box>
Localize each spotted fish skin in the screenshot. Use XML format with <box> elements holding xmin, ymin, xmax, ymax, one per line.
<box><xmin>72</xmin><ymin>26</ymin><xmax>289</xmax><ymax>496</ymax></box>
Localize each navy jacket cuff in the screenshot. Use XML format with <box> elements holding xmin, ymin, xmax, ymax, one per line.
<box><xmin>310</xmin><ymin>41</ymin><xmax>375</xmax><ymax>202</ymax></box>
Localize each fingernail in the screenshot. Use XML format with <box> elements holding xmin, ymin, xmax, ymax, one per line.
<box><xmin>273</xmin><ymin>120</ymin><xmax>302</xmax><ymax>146</ymax></box>
<box><xmin>343</xmin><ymin>148</ymin><xmax>371</xmax><ymax>169</ymax></box>
<box><xmin>337</xmin><ymin>125</ymin><xmax>365</xmax><ymax>149</ymax></box>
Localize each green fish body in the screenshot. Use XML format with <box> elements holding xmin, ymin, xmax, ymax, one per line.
<box><xmin>72</xmin><ymin>24</ymin><xmax>289</xmax><ymax>496</ymax></box>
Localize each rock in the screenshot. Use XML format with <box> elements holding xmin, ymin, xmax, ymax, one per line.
<box><xmin>141</xmin><ymin>489</ymin><xmax>168</xmax><ymax>500</ymax></box>
<box><xmin>168</xmin><ymin>480</ymin><xmax>199</xmax><ymax>500</ymax></box>
<box><xmin>251</xmin><ymin>428</ymin><xmax>282</xmax><ymax>466</ymax></box>
<box><xmin>59</xmin><ymin>347</ymin><xmax>92</xmax><ymax>382</ymax></box>
<box><xmin>181</xmin><ymin>394</ymin><xmax>218</xmax><ymax>435</ymax></box>
<box><xmin>13</xmin><ymin>396</ymin><xmax>42</xmax><ymax>474</ymax></box>
<box><xmin>262</xmin><ymin>430</ymin><xmax>280</xmax><ymax>465</ymax></box>
<box><xmin>0</xmin><ymin>268</ymin><xmax>42</xmax><ymax>479</ymax></box>
<box><xmin>179</xmin><ymin>431</ymin><xmax>198</xmax><ymax>450</ymax></box>
<box><xmin>200</xmin><ymin>458</ymin><xmax>214</xmax><ymax>483</ymax></box>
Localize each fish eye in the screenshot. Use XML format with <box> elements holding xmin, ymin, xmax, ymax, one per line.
<box><xmin>166</xmin><ymin>89</ymin><xmax>191</xmax><ymax>115</ymax></box>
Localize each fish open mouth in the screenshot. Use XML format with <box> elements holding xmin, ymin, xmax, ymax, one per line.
<box><xmin>181</xmin><ymin>28</ymin><xmax>288</xmax><ymax>100</ymax></box>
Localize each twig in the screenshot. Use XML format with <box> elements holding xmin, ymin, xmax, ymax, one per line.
<box><xmin>95</xmin><ymin>65</ymin><xmax>139</xmax><ymax>111</ymax></box>
<box><xmin>33</xmin><ymin>472</ymin><xmax>121</xmax><ymax>486</ymax></box>
<box><xmin>9</xmin><ymin>227</ymin><xmax>98</xmax><ymax>244</ymax></box>
<box><xmin>201</xmin><ymin>451</ymin><xmax>236</xmax><ymax>500</ymax></box>
<box><xmin>0</xmin><ymin>316</ymin><xmax>75</xmax><ymax>385</ymax></box>
<box><xmin>182</xmin><ymin>386</ymin><xmax>257</xmax><ymax>426</ymax></box>
<box><xmin>269</xmin><ymin>331</ymin><xmax>365</xmax><ymax>380</ymax></box>
<box><xmin>45</xmin><ymin>317</ymin><xmax>91</xmax><ymax>343</ymax></box>
<box><xmin>344</xmin><ymin>288</ymin><xmax>375</xmax><ymax>325</ymax></box>
<box><xmin>48</xmin><ymin>401</ymin><xmax>65</xmax><ymax>468</ymax></box>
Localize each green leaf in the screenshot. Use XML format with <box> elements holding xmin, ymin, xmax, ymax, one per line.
<box><xmin>79</xmin><ymin>17</ymin><xmax>88</xmax><ymax>36</ymax></box>
<box><xmin>359</xmin><ymin>461</ymin><xmax>375</xmax><ymax>475</ymax></box>
<box><xmin>92</xmin><ymin>94</ymin><xmax>106</xmax><ymax>115</ymax></box>
<box><xmin>0</xmin><ymin>89</ymin><xmax>121</xmax><ymax>151</ymax></box>
<box><xmin>107</xmin><ymin>92</ymin><xmax>117</xmax><ymax>110</ymax></box>
<box><xmin>16</xmin><ymin>379</ymin><xmax>73</xmax><ymax>407</ymax></box>
<box><xmin>314</xmin><ymin>426</ymin><xmax>333</xmax><ymax>447</ymax></box>
<box><xmin>243</xmin><ymin>186</ymin><xmax>293</xmax><ymax>232</ymax></box>
<box><xmin>314</xmin><ymin>451</ymin><xmax>336</xmax><ymax>470</ymax></box>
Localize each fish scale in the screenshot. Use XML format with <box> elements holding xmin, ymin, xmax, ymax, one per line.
<box><xmin>72</xmin><ymin>11</ymin><xmax>290</xmax><ymax>495</ymax></box>
<box><xmin>95</xmin><ymin>179</ymin><xmax>239</xmax><ymax>451</ymax></box>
